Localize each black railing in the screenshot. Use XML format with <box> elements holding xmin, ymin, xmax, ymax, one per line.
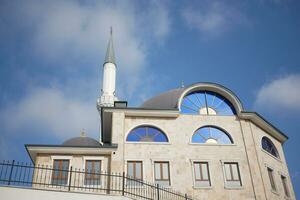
<box><xmin>0</xmin><ymin>160</ymin><xmax>195</xmax><ymax>200</ymax></box>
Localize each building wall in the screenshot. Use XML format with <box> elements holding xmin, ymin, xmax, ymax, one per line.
<box><xmin>109</xmin><ymin>111</ymin><xmax>295</xmax><ymax>200</ymax></box>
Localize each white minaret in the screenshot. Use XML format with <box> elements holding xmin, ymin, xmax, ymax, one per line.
<box><xmin>98</xmin><ymin>28</ymin><xmax>118</xmax><ymax>108</ymax></box>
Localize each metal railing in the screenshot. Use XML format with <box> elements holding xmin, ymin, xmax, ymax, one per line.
<box><xmin>0</xmin><ymin>160</ymin><xmax>195</xmax><ymax>200</ymax></box>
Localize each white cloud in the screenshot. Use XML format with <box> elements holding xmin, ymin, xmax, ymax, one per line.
<box><xmin>0</xmin><ymin>0</ymin><xmax>172</xmax><ymax>141</ymax></box>
<box><xmin>255</xmin><ymin>74</ymin><xmax>300</xmax><ymax>111</ymax></box>
<box><xmin>182</xmin><ymin>1</ymin><xmax>247</xmax><ymax>37</ymax></box>
<box><xmin>2</xmin><ymin>87</ymin><xmax>99</xmax><ymax>140</ymax></box>
<box><xmin>1</xmin><ymin>0</ymin><xmax>171</xmax><ymax>98</ymax></box>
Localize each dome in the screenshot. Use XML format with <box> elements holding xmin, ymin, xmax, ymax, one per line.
<box><xmin>141</xmin><ymin>82</ymin><xmax>244</xmax><ymax>113</ymax></box>
<box><xmin>62</xmin><ymin>136</ymin><xmax>101</xmax><ymax>147</ymax></box>
<box><xmin>141</xmin><ymin>87</ymin><xmax>185</xmax><ymax>109</ymax></box>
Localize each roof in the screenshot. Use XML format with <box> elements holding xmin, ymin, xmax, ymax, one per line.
<box><xmin>141</xmin><ymin>87</ymin><xmax>185</xmax><ymax>109</ymax></box>
<box><xmin>104</xmin><ymin>28</ymin><xmax>116</xmax><ymax>65</ymax></box>
<box><xmin>62</xmin><ymin>136</ymin><xmax>102</xmax><ymax>147</ymax></box>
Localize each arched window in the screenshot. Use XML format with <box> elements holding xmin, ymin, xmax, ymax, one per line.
<box><xmin>262</xmin><ymin>137</ymin><xmax>279</xmax><ymax>158</ymax></box>
<box><xmin>181</xmin><ymin>91</ymin><xmax>236</xmax><ymax>115</ymax></box>
<box><xmin>192</xmin><ymin>126</ymin><xmax>233</xmax><ymax>144</ymax></box>
<box><xmin>126</xmin><ymin>126</ymin><xmax>168</xmax><ymax>142</ymax></box>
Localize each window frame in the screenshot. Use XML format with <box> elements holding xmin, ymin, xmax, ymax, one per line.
<box><xmin>280</xmin><ymin>175</ymin><xmax>290</xmax><ymax>198</ymax></box>
<box><xmin>179</xmin><ymin>90</ymin><xmax>237</xmax><ymax>116</ymax></box>
<box><xmin>261</xmin><ymin>136</ymin><xmax>280</xmax><ymax>160</ymax></box>
<box><xmin>191</xmin><ymin>126</ymin><xmax>234</xmax><ymax>145</ymax></box>
<box><xmin>153</xmin><ymin>161</ymin><xmax>171</xmax><ymax>187</ymax></box>
<box><xmin>50</xmin><ymin>156</ymin><xmax>72</xmax><ymax>186</ymax></box>
<box><xmin>267</xmin><ymin>167</ymin><xmax>277</xmax><ymax>192</ymax></box>
<box><xmin>221</xmin><ymin>161</ymin><xmax>243</xmax><ymax>189</ymax></box>
<box><xmin>126</xmin><ymin>160</ymin><xmax>143</xmax><ymax>187</ymax></box>
<box><xmin>126</xmin><ymin>124</ymin><xmax>170</xmax><ymax>144</ymax></box>
<box><xmin>192</xmin><ymin>160</ymin><xmax>212</xmax><ymax>188</ymax></box>
<box><xmin>82</xmin><ymin>156</ymin><xmax>104</xmax><ymax>187</ymax></box>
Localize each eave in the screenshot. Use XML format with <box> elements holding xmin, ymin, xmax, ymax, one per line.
<box><xmin>25</xmin><ymin>144</ymin><xmax>118</xmax><ymax>164</ymax></box>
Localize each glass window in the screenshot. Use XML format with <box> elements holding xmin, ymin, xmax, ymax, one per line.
<box><xmin>52</xmin><ymin>159</ymin><xmax>70</xmax><ymax>185</ymax></box>
<box><xmin>127</xmin><ymin>126</ymin><xmax>168</xmax><ymax>142</ymax></box>
<box><xmin>262</xmin><ymin>137</ymin><xmax>279</xmax><ymax>158</ymax></box>
<box><xmin>127</xmin><ymin>161</ymin><xmax>143</xmax><ymax>186</ymax></box>
<box><xmin>224</xmin><ymin>162</ymin><xmax>242</xmax><ymax>187</ymax></box>
<box><xmin>154</xmin><ymin>162</ymin><xmax>170</xmax><ymax>186</ymax></box>
<box><xmin>267</xmin><ymin>167</ymin><xmax>276</xmax><ymax>191</ymax></box>
<box><xmin>181</xmin><ymin>91</ymin><xmax>236</xmax><ymax>115</ymax></box>
<box><xmin>192</xmin><ymin>126</ymin><xmax>233</xmax><ymax>144</ymax></box>
<box><xmin>85</xmin><ymin>160</ymin><xmax>101</xmax><ymax>185</ymax></box>
<box><xmin>281</xmin><ymin>175</ymin><xmax>290</xmax><ymax>197</ymax></box>
<box><xmin>194</xmin><ymin>162</ymin><xmax>211</xmax><ymax>187</ymax></box>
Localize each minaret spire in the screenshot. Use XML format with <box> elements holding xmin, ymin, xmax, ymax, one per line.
<box><xmin>104</xmin><ymin>27</ymin><xmax>116</xmax><ymax>65</ymax></box>
<box><xmin>98</xmin><ymin>27</ymin><xmax>118</xmax><ymax>108</ymax></box>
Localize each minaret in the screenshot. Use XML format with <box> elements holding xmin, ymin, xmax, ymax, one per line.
<box><xmin>98</xmin><ymin>28</ymin><xmax>118</xmax><ymax>108</ymax></box>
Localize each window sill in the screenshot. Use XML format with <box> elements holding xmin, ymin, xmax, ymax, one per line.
<box><xmin>261</xmin><ymin>149</ymin><xmax>281</xmax><ymax>162</ymax></box>
<box><xmin>189</xmin><ymin>143</ymin><xmax>236</xmax><ymax>146</ymax></box>
<box><xmin>271</xmin><ymin>189</ymin><xmax>279</xmax><ymax>196</ymax></box>
<box><xmin>193</xmin><ymin>186</ymin><xmax>213</xmax><ymax>190</ymax></box>
<box><xmin>224</xmin><ymin>185</ymin><xmax>244</xmax><ymax>190</ymax></box>
<box><xmin>125</xmin><ymin>142</ymin><xmax>171</xmax><ymax>145</ymax></box>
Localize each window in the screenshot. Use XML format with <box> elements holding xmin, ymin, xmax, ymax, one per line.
<box><xmin>193</xmin><ymin>162</ymin><xmax>211</xmax><ymax>187</ymax></box>
<box><xmin>52</xmin><ymin>159</ymin><xmax>70</xmax><ymax>185</ymax></box>
<box><xmin>154</xmin><ymin>162</ymin><xmax>170</xmax><ymax>186</ymax></box>
<box><xmin>267</xmin><ymin>167</ymin><xmax>276</xmax><ymax>191</ymax></box>
<box><xmin>127</xmin><ymin>161</ymin><xmax>143</xmax><ymax>186</ymax></box>
<box><xmin>281</xmin><ymin>175</ymin><xmax>290</xmax><ymax>197</ymax></box>
<box><xmin>127</xmin><ymin>126</ymin><xmax>168</xmax><ymax>142</ymax></box>
<box><xmin>192</xmin><ymin>126</ymin><xmax>233</xmax><ymax>144</ymax></box>
<box><xmin>223</xmin><ymin>162</ymin><xmax>242</xmax><ymax>187</ymax></box>
<box><xmin>181</xmin><ymin>91</ymin><xmax>236</xmax><ymax>115</ymax></box>
<box><xmin>85</xmin><ymin>160</ymin><xmax>101</xmax><ymax>185</ymax></box>
<box><xmin>262</xmin><ymin>137</ymin><xmax>279</xmax><ymax>158</ymax></box>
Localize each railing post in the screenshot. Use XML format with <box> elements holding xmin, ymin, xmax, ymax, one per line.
<box><xmin>156</xmin><ymin>184</ymin><xmax>160</xmax><ymax>200</ymax></box>
<box><xmin>185</xmin><ymin>193</ymin><xmax>188</xmax><ymax>200</ymax></box>
<box><xmin>68</xmin><ymin>166</ymin><xmax>73</xmax><ymax>191</ymax></box>
<box><xmin>122</xmin><ymin>172</ymin><xmax>125</xmax><ymax>196</ymax></box>
<box><xmin>8</xmin><ymin>160</ymin><xmax>15</xmax><ymax>185</ymax></box>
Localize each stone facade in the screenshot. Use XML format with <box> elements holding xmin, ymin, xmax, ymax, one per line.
<box><xmin>106</xmin><ymin>111</ymin><xmax>295</xmax><ymax>200</ymax></box>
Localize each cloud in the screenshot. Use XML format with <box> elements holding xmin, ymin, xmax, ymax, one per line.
<box><xmin>1</xmin><ymin>87</ymin><xmax>99</xmax><ymax>139</ymax></box>
<box><xmin>182</xmin><ymin>1</ymin><xmax>247</xmax><ymax>37</ymax></box>
<box><xmin>0</xmin><ymin>0</ymin><xmax>172</xmax><ymax>142</ymax></box>
<box><xmin>0</xmin><ymin>0</ymin><xmax>171</xmax><ymax>100</ymax></box>
<box><xmin>255</xmin><ymin>74</ymin><xmax>300</xmax><ymax>112</ymax></box>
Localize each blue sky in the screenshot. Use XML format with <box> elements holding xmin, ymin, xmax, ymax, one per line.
<box><xmin>0</xmin><ymin>0</ymin><xmax>299</xmax><ymax>197</ymax></box>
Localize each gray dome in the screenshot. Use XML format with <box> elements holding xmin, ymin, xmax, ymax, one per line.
<box><xmin>141</xmin><ymin>88</ymin><xmax>185</xmax><ymax>109</ymax></box>
<box><xmin>62</xmin><ymin>136</ymin><xmax>101</xmax><ymax>147</ymax></box>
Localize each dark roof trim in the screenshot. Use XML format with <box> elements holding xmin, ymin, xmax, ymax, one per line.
<box><xmin>25</xmin><ymin>143</ymin><xmax>118</xmax><ymax>149</ymax></box>
<box><xmin>241</xmin><ymin>111</ymin><xmax>288</xmax><ymax>140</ymax></box>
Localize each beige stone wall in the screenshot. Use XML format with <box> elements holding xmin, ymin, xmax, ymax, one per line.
<box><xmin>250</xmin><ymin>123</ymin><xmax>296</xmax><ymax>200</ymax></box>
<box><xmin>109</xmin><ymin>110</ymin><xmax>295</xmax><ymax>200</ymax></box>
<box><xmin>33</xmin><ymin>154</ymin><xmax>111</xmax><ymax>192</ymax></box>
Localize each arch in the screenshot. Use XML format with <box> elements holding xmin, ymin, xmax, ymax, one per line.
<box><xmin>126</xmin><ymin>125</ymin><xmax>169</xmax><ymax>142</ymax></box>
<box><xmin>261</xmin><ymin>136</ymin><xmax>279</xmax><ymax>158</ymax></box>
<box><xmin>178</xmin><ymin>83</ymin><xmax>243</xmax><ymax>115</ymax></box>
<box><xmin>191</xmin><ymin>126</ymin><xmax>233</xmax><ymax>144</ymax></box>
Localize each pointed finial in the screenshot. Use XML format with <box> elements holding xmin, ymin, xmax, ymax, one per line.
<box><xmin>181</xmin><ymin>80</ymin><xmax>185</xmax><ymax>88</ymax></box>
<box><xmin>110</xmin><ymin>26</ymin><xmax>113</xmax><ymax>36</ymax></box>
<box><xmin>80</xmin><ymin>129</ymin><xmax>86</xmax><ymax>137</ymax></box>
<box><xmin>104</xmin><ymin>27</ymin><xmax>116</xmax><ymax>65</ymax></box>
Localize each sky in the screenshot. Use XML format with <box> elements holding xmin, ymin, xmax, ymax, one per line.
<box><xmin>0</xmin><ymin>0</ymin><xmax>299</xmax><ymax>197</ymax></box>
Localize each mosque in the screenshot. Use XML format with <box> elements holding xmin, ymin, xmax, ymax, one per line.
<box><xmin>23</xmin><ymin>31</ymin><xmax>295</xmax><ymax>200</ymax></box>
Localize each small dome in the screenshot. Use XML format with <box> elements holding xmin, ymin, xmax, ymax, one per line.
<box><xmin>62</xmin><ymin>136</ymin><xmax>101</xmax><ymax>147</ymax></box>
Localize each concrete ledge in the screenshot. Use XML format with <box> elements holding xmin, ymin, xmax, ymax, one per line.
<box><xmin>0</xmin><ymin>186</ymin><xmax>131</xmax><ymax>200</ymax></box>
